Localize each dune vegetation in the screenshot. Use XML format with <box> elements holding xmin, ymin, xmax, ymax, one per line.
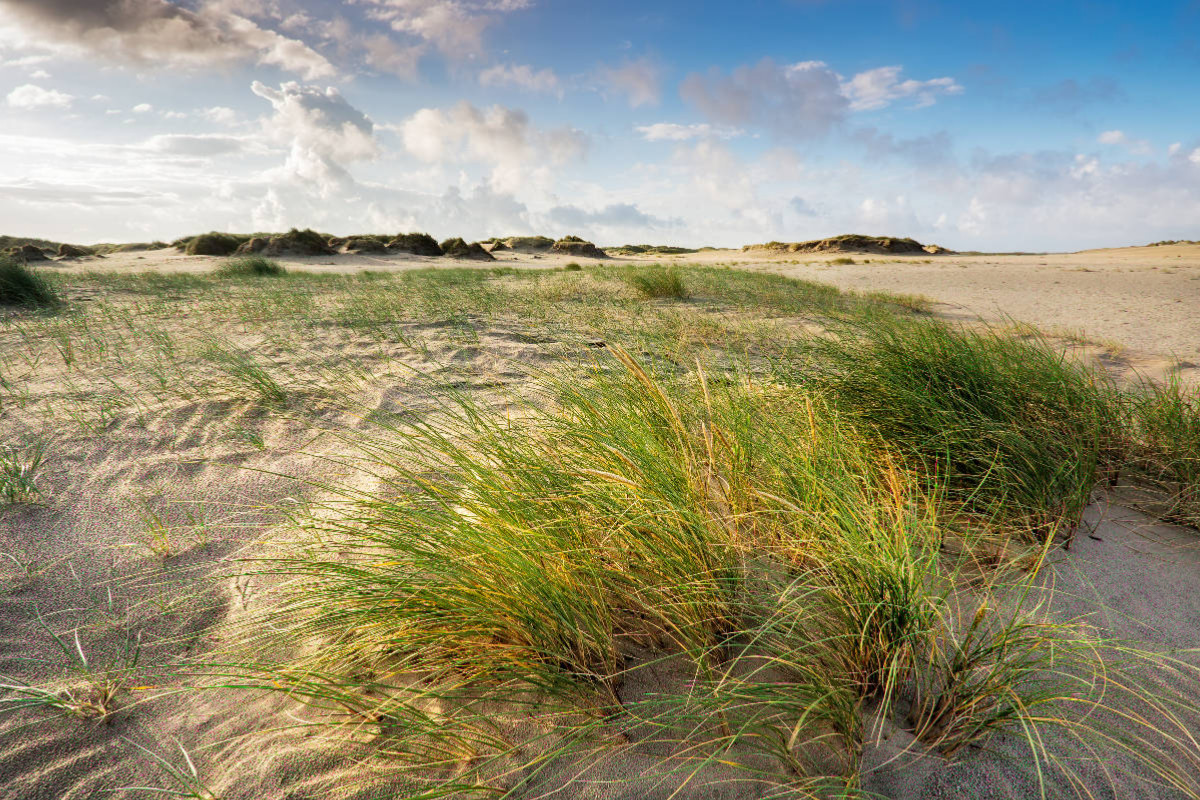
<box><xmin>0</xmin><ymin>261</ymin><xmax>1198</xmax><ymax>798</ymax></box>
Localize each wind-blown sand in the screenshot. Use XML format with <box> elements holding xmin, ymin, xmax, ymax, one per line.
<box><xmin>2</xmin><ymin>244</ymin><xmax>1198</xmax><ymax>798</ymax></box>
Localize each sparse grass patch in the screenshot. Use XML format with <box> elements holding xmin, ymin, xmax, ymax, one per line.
<box><xmin>202</xmin><ymin>340</ymin><xmax>288</xmax><ymax>408</ymax></box>
<box><xmin>215</xmin><ymin>256</ymin><xmax>286</xmax><ymax>277</ymax></box>
<box><xmin>0</xmin><ymin>615</ymin><xmax>141</xmax><ymax>722</ymax></box>
<box><xmin>0</xmin><ymin>441</ymin><xmax>45</xmax><ymax>508</ymax></box>
<box><xmin>0</xmin><ymin>257</ymin><xmax>59</xmax><ymax>307</ymax></box>
<box><xmin>830</xmin><ymin>257</ymin><xmax>856</xmax><ymax>265</ymax></box>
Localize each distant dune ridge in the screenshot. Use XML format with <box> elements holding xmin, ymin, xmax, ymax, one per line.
<box><xmin>3</xmin><ymin>230</ymin><xmax>968</xmax><ymax>261</ymax></box>
<box><xmin>743</xmin><ymin>234</ymin><xmax>952</xmax><ymax>255</ymax></box>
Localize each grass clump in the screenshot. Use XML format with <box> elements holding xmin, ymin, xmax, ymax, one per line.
<box><xmin>215</xmin><ymin>256</ymin><xmax>286</xmax><ymax>277</ymax></box>
<box><xmin>184</xmin><ymin>233</ymin><xmax>243</xmax><ymax>257</ymax></box>
<box><xmin>795</xmin><ymin>316</ymin><xmax>1125</xmax><ymax>535</ymax></box>
<box><xmin>0</xmin><ymin>257</ymin><xmax>58</xmax><ymax>307</ymax></box>
<box><xmin>1130</xmin><ymin>377</ymin><xmax>1200</xmax><ymax>527</ymax></box>
<box><xmin>628</xmin><ymin>266</ymin><xmax>687</xmax><ymax>299</ymax></box>
<box><xmin>238</xmin><ymin>349</ymin><xmax>1196</xmax><ymax>794</ymax></box>
<box><xmin>830</xmin><ymin>257</ymin><xmax>856</xmax><ymax>265</ymax></box>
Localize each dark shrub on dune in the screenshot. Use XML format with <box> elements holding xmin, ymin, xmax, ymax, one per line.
<box><xmin>7</xmin><ymin>244</ymin><xmax>48</xmax><ymax>262</ymax></box>
<box><xmin>551</xmin><ymin>236</ymin><xmax>608</xmax><ymax>259</ymax></box>
<box><xmin>185</xmin><ymin>233</ymin><xmax>242</xmax><ymax>256</ymax></box>
<box><xmin>56</xmin><ymin>243</ymin><xmax>93</xmax><ymax>259</ymax></box>
<box><xmin>387</xmin><ymin>232</ymin><xmax>443</xmax><ymax>256</ymax></box>
<box><xmin>502</xmin><ymin>235</ymin><xmax>555</xmax><ymax>252</ymax></box>
<box><xmin>339</xmin><ymin>236</ymin><xmax>388</xmax><ymax>254</ymax></box>
<box><xmin>261</xmin><ymin>228</ymin><xmax>334</xmax><ymax>256</ymax></box>
<box><xmin>0</xmin><ymin>257</ymin><xmax>58</xmax><ymax>307</ymax></box>
<box><xmin>439</xmin><ymin>237</ymin><xmax>495</xmax><ymax>261</ymax></box>
<box><xmin>233</xmin><ymin>229</ymin><xmax>334</xmax><ymax>257</ymax></box>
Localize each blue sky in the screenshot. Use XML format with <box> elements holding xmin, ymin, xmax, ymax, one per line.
<box><xmin>1</xmin><ymin>0</ymin><xmax>1198</xmax><ymax>249</ymax></box>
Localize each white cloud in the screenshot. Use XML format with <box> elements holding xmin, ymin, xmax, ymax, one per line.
<box><xmin>362</xmin><ymin>34</ymin><xmax>424</xmax><ymax>79</ymax></box>
<box><xmin>400</xmin><ymin>101</ymin><xmax>587</xmax><ymax>193</ymax></box>
<box><xmin>349</xmin><ymin>0</ymin><xmax>532</xmax><ymax>58</ymax></box>
<box><xmin>133</xmin><ymin>103</ymin><xmax>154</xmax><ymax>113</ymax></box>
<box><xmin>841</xmin><ymin>66</ymin><xmax>962</xmax><ymax>111</ymax></box>
<box><xmin>1098</xmin><ymin>129</ymin><xmax>1152</xmax><ymax>155</ymax></box>
<box><xmin>201</xmin><ymin>106</ymin><xmax>239</xmax><ymax>125</ymax></box>
<box><xmin>163</xmin><ymin>110</ymin><xmax>188</xmax><ymax>119</ymax></box>
<box><xmin>6</xmin><ymin>83</ymin><xmax>73</xmax><ymax>108</ymax></box>
<box><xmin>251</xmin><ymin>80</ymin><xmax>379</xmax><ymax>194</ymax></box>
<box><xmin>29</xmin><ymin>69</ymin><xmax>51</xmax><ymax>79</ymax></box>
<box><xmin>479</xmin><ymin>63</ymin><xmax>561</xmax><ymax>95</ymax></box>
<box><xmin>635</xmin><ymin>123</ymin><xmax>743</xmax><ymax>142</ymax></box>
<box><xmin>598</xmin><ymin>58</ymin><xmax>662</xmax><ymax>108</ymax></box>
<box><xmin>1190</xmin><ymin>148</ymin><xmax>1200</xmax><ymax>167</ymax></box>
<box><xmin>145</xmin><ymin>133</ymin><xmax>249</xmax><ymax>157</ymax></box>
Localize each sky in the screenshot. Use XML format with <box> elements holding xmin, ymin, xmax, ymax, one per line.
<box><xmin>0</xmin><ymin>0</ymin><xmax>1198</xmax><ymax>250</ymax></box>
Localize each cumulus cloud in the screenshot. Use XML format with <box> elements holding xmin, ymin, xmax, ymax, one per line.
<box><xmin>6</xmin><ymin>82</ymin><xmax>73</xmax><ymax>108</ymax></box>
<box><xmin>0</xmin><ymin>0</ymin><xmax>335</xmax><ymax>78</ymax></box>
<box><xmin>133</xmin><ymin>102</ymin><xmax>154</xmax><ymax>113</ymax></box>
<box><xmin>400</xmin><ymin>101</ymin><xmax>587</xmax><ymax>193</ymax></box>
<box><xmin>635</xmin><ymin>122</ymin><xmax>743</xmax><ymax>142</ymax></box>
<box><xmin>251</xmin><ymin>80</ymin><xmax>379</xmax><ymax>193</ymax></box>
<box><xmin>680</xmin><ymin>59</ymin><xmax>848</xmax><ymax>139</ymax></box>
<box><xmin>841</xmin><ymin>66</ymin><xmax>962</xmax><ymax>111</ymax></box>
<box><xmin>479</xmin><ymin>63</ymin><xmax>561</xmax><ymax>95</ymax></box>
<box><xmin>599</xmin><ymin>58</ymin><xmax>662</xmax><ymax>108</ymax></box>
<box><xmin>1098</xmin><ymin>129</ymin><xmax>1152</xmax><ymax>155</ymax></box>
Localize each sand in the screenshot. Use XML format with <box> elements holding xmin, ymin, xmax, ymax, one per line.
<box><xmin>2</xmin><ymin>244</ymin><xmax>1199</xmax><ymax>798</ymax></box>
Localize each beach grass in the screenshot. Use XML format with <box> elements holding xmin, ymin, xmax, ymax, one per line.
<box><xmin>230</xmin><ymin>342</ymin><xmax>1199</xmax><ymax>795</ymax></box>
<box><xmin>0</xmin><ymin>257</ymin><xmax>58</xmax><ymax>307</ymax></box>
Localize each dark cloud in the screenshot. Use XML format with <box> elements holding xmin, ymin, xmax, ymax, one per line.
<box><xmin>0</xmin><ymin>0</ymin><xmax>333</xmax><ymax>77</ymax></box>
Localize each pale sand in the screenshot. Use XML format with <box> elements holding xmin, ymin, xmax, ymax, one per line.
<box><xmin>2</xmin><ymin>245</ymin><xmax>1198</xmax><ymax>798</ymax></box>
